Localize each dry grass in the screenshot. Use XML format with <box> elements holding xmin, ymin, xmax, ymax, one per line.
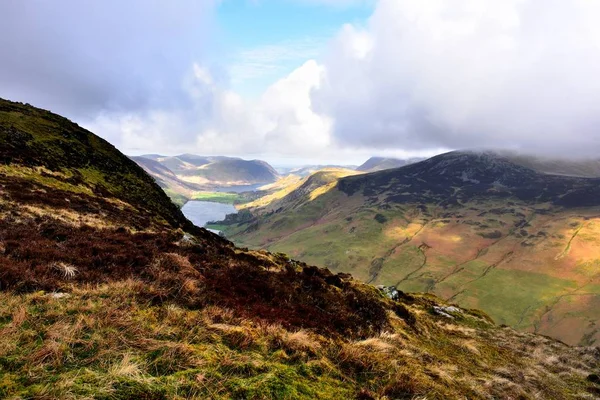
<box><xmin>0</xmin><ymin>282</ymin><xmax>598</xmax><ymax>399</ymax></box>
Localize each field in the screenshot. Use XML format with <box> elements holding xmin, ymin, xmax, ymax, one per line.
<box><xmin>191</xmin><ymin>192</ymin><xmax>241</xmax><ymax>204</ymax></box>
<box><xmin>224</xmin><ymin>187</ymin><xmax>600</xmax><ymax>346</ymax></box>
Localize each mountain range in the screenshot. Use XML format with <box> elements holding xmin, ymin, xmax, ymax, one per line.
<box><xmin>219</xmin><ymin>151</ymin><xmax>600</xmax><ymax>346</ymax></box>
<box><xmin>131</xmin><ymin>153</ymin><xmax>280</xmax><ymax>206</ymax></box>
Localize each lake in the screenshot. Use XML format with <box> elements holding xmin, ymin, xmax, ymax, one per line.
<box><xmin>181</xmin><ymin>201</ymin><xmax>237</xmax><ymax>231</ymax></box>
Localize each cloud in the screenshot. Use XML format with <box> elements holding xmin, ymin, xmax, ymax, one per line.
<box><xmin>312</xmin><ymin>0</ymin><xmax>600</xmax><ymax>156</ymax></box>
<box><xmin>0</xmin><ymin>0</ymin><xmax>215</xmax><ymax>119</ymax></box>
<box><xmin>90</xmin><ymin>60</ymin><xmax>332</xmax><ymax>158</ymax></box>
<box><xmin>6</xmin><ymin>0</ymin><xmax>596</xmax><ymax>163</ymax></box>
<box><xmin>0</xmin><ymin>0</ymin><xmax>337</xmax><ymax>161</ymax></box>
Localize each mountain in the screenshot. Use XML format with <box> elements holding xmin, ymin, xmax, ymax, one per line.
<box><xmin>176</xmin><ymin>158</ymin><xmax>279</xmax><ymax>185</ymax></box>
<box><xmin>357</xmin><ymin>156</ymin><xmax>422</xmax><ymax>172</ymax></box>
<box><xmin>146</xmin><ymin>154</ymin><xmax>280</xmax><ymax>187</ymax></box>
<box><xmin>1</xmin><ymin>101</ymin><xmax>598</xmax><ymax>398</ymax></box>
<box><xmin>221</xmin><ymin>151</ymin><xmax>600</xmax><ymax>346</ymax></box>
<box><xmin>237</xmin><ymin>168</ymin><xmax>361</xmax><ymax>212</ymax></box>
<box><xmin>130</xmin><ymin>156</ymin><xmax>207</xmax><ymax>206</ymax></box>
<box><xmin>277</xmin><ymin>164</ymin><xmax>358</xmax><ymax>177</ymax></box>
<box><xmin>139</xmin><ymin>153</ymin><xmax>165</xmax><ymax>161</ymax></box>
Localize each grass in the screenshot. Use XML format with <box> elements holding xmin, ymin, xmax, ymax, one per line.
<box><xmin>1</xmin><ymin>283</ymin><xmax>597</xmax><ymax>399</ymax></box>
<box><xmin>0</xmin><ymin>98</ymin><xmax>190</xmax><ymax>230</ymax></box>
<box><xmin>191</xmin><ymin>192</ymin><xmax>241</xmax><ymax>204</ymax></box>
<box><xmin>2</xmin><ymin>98</ymin><xmax>600</xmax><ymax>398</ymax></box>
<box><xmin>225</xmin><ymin>188</ymin><xmax>600</xmax><ymax>346</ymax></box>
<box><xmin>204</xmin><ymin>224</ymin><xmax>229</xmax><ymax>232</ymax></box>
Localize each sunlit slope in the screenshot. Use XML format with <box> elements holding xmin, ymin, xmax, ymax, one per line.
<box><xmin>239</xmin><ymin>168</ymin><xmax>361</xmax><ymax>212</ymax></box>
<box><xmin>225</xmin><ymin>152</ymin><xmax>600</xmax><ymax>345</ymax></box>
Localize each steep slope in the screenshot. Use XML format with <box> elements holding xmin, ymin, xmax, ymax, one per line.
<box><xmin>0</xmin><ymin>99</ymin><xmax>189</xmax><ymax>229</ymax></box>
<box><xmin>130</xmin><ymin>156</ymin><xmax>207</xmax><ymax>206</ymax></box>
<box><xmin>1</xmin><ymin>103</ymin><xmax>599</xmax><ymax>399</ymax></box>
<box><xmin>357</xmin><ymin>156</ymin><xmax>422</xmax><ymax>172</ymax></box>
<box><xmin>224</xmin><ymin>151</ymin><xmax>600</xmax><ymax>346</ymax></box>
<box><xmin>239</xmin><ymin>168</ymin><xmax>362</xmax><ymax>213</ymax></box>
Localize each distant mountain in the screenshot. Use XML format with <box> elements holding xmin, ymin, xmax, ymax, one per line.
<box><xmin>130</xmin><ymin>156</ymin><xmax>206</xmax><ymax>206</ymax></box>
<box><xmin>239</xmin><ymin>168</ymin><xmax>361</xmax><ymax>212</ymax></box>
<box><xmin>176</xmin><ymin>158</ymin><xmax>279</xmax><ymax>185</ymax></box>
<box><xmin>139</xmin><ymin>153</ymin><xmax>165</xmax><ymax>161</ymax></box>
<box><xmin>341</xmin><ymin>151</ymin><xmax>600</xmax><ymax>207</ymax></box>
<box><xmin>357</xmin><ymin>156</ymin><xmax>422</xmax><ymax>172</ymax></box>
<box><xmin>279</xmin><ymin>164</ymin><xmax>358</xmax><ymax>177</ymax></box>
<box><xmin>144</xmin><ymin>154</ymin><xmax>279</xmax><ymax>187</ymax></box>
<box><xmin>221</xmin><ymin>151</ymin><xmax>600</xmax><ymax>345</ymax></box>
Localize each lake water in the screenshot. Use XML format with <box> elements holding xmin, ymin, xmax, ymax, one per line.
<box><xmin>181</xmin><ymin>201</ymin><xmax>237</xmax><ymax>230</ymax></box>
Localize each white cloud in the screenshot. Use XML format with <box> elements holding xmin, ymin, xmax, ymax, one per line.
<box><xmin>312</xmin><ymin>0</ymin><xmax>600</xmax><ymax>156</ymax></box>
<box><xmin>88</xmin><ymin>60</ymin><xmax>334</xmax><ymax>160</ymax></box>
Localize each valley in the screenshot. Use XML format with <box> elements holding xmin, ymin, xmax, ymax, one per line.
<box><xmin>219</xmin><ymin>152</ymin><xmax>600</xmax><ymax>346</ymax></box>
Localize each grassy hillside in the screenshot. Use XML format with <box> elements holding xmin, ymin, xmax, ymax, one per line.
<box><xmin>239</xmin><ymin>168</ymin><xmax>360</xmax><ymax>212</ymax></box>
<box><xmin>0</xmin><ymin>99</ymin><xmax>189</xmax><ymax>229</ymax></box>
<box><xmin>223</xmin><ymin>152</ymin><xmax>600</xmax><ymax>346</ymax></box>
<box><xmin>1</xmin><ymin>102</ymin><xmax>599</xmax><ymax>399</ymax></box>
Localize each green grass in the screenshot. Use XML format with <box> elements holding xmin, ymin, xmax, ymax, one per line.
<box><xmin>224</xmin><ymin>188</ymin><xmax>600</xmax><ymax>345</ymax></box>
<box><xmin>446</xmin><ymin>269</ymin><xmax>577</xmax><ymax>327</ymax></box>
<box><xmin>191</xmin><ymin>192</ymin><xmax>241</xmax><ymax>204</ymax></box>
<box><xmin>163</xmin><ymin>189</ymin><xmax>189</xmax><ymax>208</ymax></box>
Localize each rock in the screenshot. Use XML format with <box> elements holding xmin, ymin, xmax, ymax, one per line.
<box><xmin>49</xmin><ymin>292</ymin><xmax>70</xmax><ymax>299</ymax></box>
<box><xmin>433</xmin><ymin>305</ymin><xmax>463</xmax><ymax>318</ymax></box>
<box><xmin>377</xmin><ymin>285</ymin><xmax>400</xmax><ymax>301</ymax></box>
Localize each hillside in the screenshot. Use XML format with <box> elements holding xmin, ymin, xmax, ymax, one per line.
<box><xmin>222</xmin><ymin>151</ymin><xmax>600</xmax><ymax>346</ymax></box>
<box><xmin>145</xmin><ymin>154</ymin><xmax>280</xmax><ymax>187</ymax></box>
<box><xmin>130</xmin><ymin>156</ymin><xmax>207</xmax><ymax>207</ymax></box>
<box><xmin>1</xmin><ymin>102</ymin><xmax>599</xmax><ymax>398</ymax></box>
<box><xmin>357</xmin><ymin>156</ymin><xmax>422</xmax><ymax>172</ymax></box>
<box><xmin>237</xmin><ymin>168</ymin><xmax>362</xmax><ymax>212</ymax></box>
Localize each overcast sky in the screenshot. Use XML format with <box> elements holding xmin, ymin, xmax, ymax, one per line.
<box><xmin>1</xmin><ymin>0</ymin><xmax>599</xmax><ymax>165</ymax></box>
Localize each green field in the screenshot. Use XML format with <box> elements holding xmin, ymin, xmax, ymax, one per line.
<box><xmin>191</xmin><ymin>191</ymin><xmax>241</xmax><ymax>204</ymax></box>
<box><xmin>223</xmin><ymin>185</ymin><xmax>600</xmax><ymax>346</ymax></box>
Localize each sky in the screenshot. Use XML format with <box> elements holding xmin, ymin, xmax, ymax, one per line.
<box><xmin>1</xmin><ymin>0</ymin><xmax>599</xmax><ymax>166</ymax></box>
